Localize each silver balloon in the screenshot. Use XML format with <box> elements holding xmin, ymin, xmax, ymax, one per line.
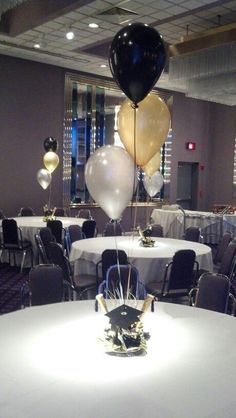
<box><xmin>37</xmin><ymin>168</ymin><xmax>52</xmax><ymax>190</ymax></box>
<box><xmin>143</xmin><ymin>171</ymin><xmax>164</xmax><ymax>197</ymax></box>
<box><xmin>85</xmin><ymin>145</ymin><xmax>137</xmax><ymax>220</ymax></box>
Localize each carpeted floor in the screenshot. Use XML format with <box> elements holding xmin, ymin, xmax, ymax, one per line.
<box><xmin>0</xmin><ymin>263</ymin><xmax>30</xmax><ymax>315</ymax></box>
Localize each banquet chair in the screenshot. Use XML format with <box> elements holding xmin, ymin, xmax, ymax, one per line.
<box><xmin>35</xmin><ymin>233</ymin><xmax>48</xmax><ymax>264</ymax></box>
<box><xmin>39</xmin><ymin>227</ymin><xmax>56</xmax><ymax>263</ymax></box>
<box><xmin>76</xmin><ymin>209</ymin><xmax>92</xmax><ymax>219</ymax></box>
<box><xmin>21</xmin><ymin>264</ymin><xmax>65</xmax><ymax>307</ymax></box>
<box><xmin>47</xmin><ymin>219</ymin><xmax>65</xmax><ymax>245</ymax></box>
<box><xmin>183</xmin><ymin>226</ymin><xmax>201</xmax><ymax>242</ymax></box>
<box><xmin>96</xmin><ymin>249</ymin><xmax>129</xmax><ymax>292</ymax></box>
<box><xmin>1</xmin><ymin>218</ymin><xmax>33</xmax><ymax>272</ymax></box>
<box><xmin>150</xmin><ymin>224</ymin><xmax>164</xmax><ymax>237</ymax></box>
<box><xmin>82</xmin><ymin>219</ymin><xmax>97</xmax><ymax>238</ymax></box>
<box><xmin>98</xmin><ymin>264</ymin><xmax>146</xmax><ymax>300</ymax></box>
<box><xmin>189</xmin><ymin>272</ymin><xmax>235</xmax><ymax>315</ymax></box>
<box><xmin>65</xmin><ymin>224</ymin><xmax>85</xmax><ymax>254</ymax></box>
<box><xmin>54</xmin><ymin>207</ymin><xmax>67</xmax><ymax>217</ymax></box>
<box><xmin>18</xmin><ymin>207</ymin><xmax>35</xmax><ymax>216</ymax></box>
<box><xmin>197</xmin><ymin>240</ymin><xmax>236</xmax><ymax>280</ymax></box>
<box><xmin>146</xmin><ymin>249</ymin><xmax>199</xmax><ymax>302</ymax></box>
<box><xmin>49</xmin><ymin>242</ymin><xmax>97</xmax><ymax>299</ymax></box>
<box><xmin>0</xmin><ymin>209</ymin><xmax>6</xmax><ymax>219</ymax></box>
<box><xmin>103</xmin><ymin>221</ymin><xmax>123</xmax><ymax>236</ymax></box>
<box><xmin>213</xmin><ymin>232</ymin><xmax>232</xmax><ymax>265</ymax></box>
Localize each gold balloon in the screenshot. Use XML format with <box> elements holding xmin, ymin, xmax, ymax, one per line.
<box><xmin>142</xmin><ymin>151</ymin><xmax>161</xmax><ymax>177</ymax></box>
<box><xmin>43</xmin><ymin>151</ymin><xmax>59</xmax><ymax>173</ymax></box>
<box><xmin>118</xmin><ymin>93</ymin><xmax>170</xmax><ymax>167</ymax></box>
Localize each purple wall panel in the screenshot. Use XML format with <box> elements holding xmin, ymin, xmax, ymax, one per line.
<box><xmin>0</xmin><ymin>55</ymin><xmax>65</xmax><ymax>216</ymax></box>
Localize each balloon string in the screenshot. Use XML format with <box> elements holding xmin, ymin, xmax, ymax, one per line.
<box><xmin>48</xmin><ymin>177</ymin><xmax>52</xmax><ymax>209</ymax></box>
<box><xmin>131</xmin><ymin>103</ymin><xmax>139</xmax><ymax>238</ymax></box>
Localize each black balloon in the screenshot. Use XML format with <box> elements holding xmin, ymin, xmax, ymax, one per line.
<box><xmin>43</xmin><ymin>136</ymin><xmax>58</xmax><ymax>152</ymax></box>
<box><xmin>109</xmin><ymin>22</ymin><xmax>166</xmax><ymax>105</ymax></box>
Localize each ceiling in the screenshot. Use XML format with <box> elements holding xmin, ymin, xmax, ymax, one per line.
<box><xmin>0</xmin><ymin>0</ymin><xmax>236</xmax><ymax>104</ymax></box>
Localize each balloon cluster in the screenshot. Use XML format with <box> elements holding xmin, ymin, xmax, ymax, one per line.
<box><xmin>37</xmin><ymin>137</ymin><xmax>59</xmax><ymax>190</ymax></box>
<box><xmin>84</xmin><ymin>23</ymin><xmax>170</xmax><ymax>220</ymax></box>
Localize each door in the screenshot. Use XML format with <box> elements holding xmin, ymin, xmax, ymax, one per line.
<box><xmin>177</xmin><ymin>162</ymin><xmax>199</xmax><ymax>210</ymax></box>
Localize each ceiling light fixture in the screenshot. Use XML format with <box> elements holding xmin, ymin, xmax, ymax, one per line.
<box><xmin>34</xmin><ymin>42</ymin><xmax>41</xmax><ymax>49</ymax></box>
<box><xmin>100</xmin><ymin>64</ymin><xmax>107</xmax><ymax>68</ymax></box>
<box><xmin>89</xmin><ymin>23</ymin><xmax>99</xmax><ymax>28</ymax></box>
<box><xmin>66</xmin><ymin>26</ymin><xmax>75</xmax><ymax>40</ymax></box>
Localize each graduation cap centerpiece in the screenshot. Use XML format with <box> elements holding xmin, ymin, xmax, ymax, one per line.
<box><xmin>138</xmin><ymin>226</ymin><xmax>155</xmax><ymax>248</ymax></box>
<box><xmin>96</xmin><ymin>294</ymin><xmax>154</xmax><ymax>356</ymax></box>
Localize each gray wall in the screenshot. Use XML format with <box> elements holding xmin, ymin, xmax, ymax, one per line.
<box><xmin>0</xmin><ymin>53</ymin><xmax>236</xmax><ymax>218</ymax></box>
<box><xmin>0</xmin><ymin>55</ymin><xmax>65</xmax><ymax>216</ymax></box>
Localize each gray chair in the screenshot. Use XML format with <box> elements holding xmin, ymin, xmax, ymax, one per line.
<box><xmin>189</xmin><ymin>272</ymin><xmax>235</xmax><ymax>315</ymax></box>
<box><xmin>1</xmin><ymin>218</ymin><xmax>33</xmax><ymax>272</ymax></box>
<box><xmin>49</xmin><ymin>242</ymin><xmax>97</xmax><ymax>299</ymax></box>
<box><xmin>183</xmin><ymin>226</ymin><xmax>201</xmax><ymax>242</ymax></box>
<box><xmin>76</xmin><ymin>209</ymin><xmax>92</xmax><ymax>219</ymax></box>
<box><xmin>98</xmin><ymin>264</ymin><xmax>146</xmax><ymax>300</ymax></box>
<box><xmin>146</xmin><ymin>249</ymin><xmax>199</xmax><ymax>301</ymax></box>
<box><xmin>21</xmin><ymin>264</ymin><xmax>65</xmax><ymax>307</ymax></box>
<box><xmin>103</xmin><ymin>221</ymin><xmax>123</xmax><ymax>236</ymax></box>
<box><xmin>18</xmin><ymin>207</ymin><xmax>35</xmax><ymax>216</ymax></box>
<box><xmin>150</xmin><ymin>224</ymin><xmax>164</xmax><ymax>237</ymax></box>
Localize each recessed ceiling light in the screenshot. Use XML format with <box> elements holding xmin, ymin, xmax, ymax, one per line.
<box><xmin>34</xmin><ymin>42</ymin><xmax>41</xmax><ymax>49</ymax></box>
<box><xmin>100</xmin><ymin>64</ymin><xmax>107</xmax><ymax>68</ymax></box>
<box><xmin>66</xmin><ymin>27</ymin><xmax>75</xmax><ymax>40</ymax></box>
<box><xmin>89</xmin><ymin>23</ymin><xmax>99</xmax><ymax>28</ymax></box>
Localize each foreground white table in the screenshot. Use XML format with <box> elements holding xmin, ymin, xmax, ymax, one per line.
<box><xmin>151</xmin><ymin>208</ymin><xmax>222</xmax><ymax>242</ymax></box>
<box><xmin>70</xmin><ymin>236</ymin><xmax>213</xmax><ymax>284</ymax></box>
<box><xmin>0</xmin><ymin>300</ymin><xmax>236</xmax><ymax>418</ymax></box>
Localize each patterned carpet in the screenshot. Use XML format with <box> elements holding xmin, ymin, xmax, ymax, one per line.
<box><xmin>0</xmin><ymin>263</ymin><xmax>30</xmax><ymax>315</ymax></box>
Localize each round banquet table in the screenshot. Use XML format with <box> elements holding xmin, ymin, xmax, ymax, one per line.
<box><xmin>0</xmin><ymin>216</ymin><xmax>86</xmax><ymax>264</ymax></box>
<box><xmin>69</xmin><ymin>236</ymin><xmax>213</xmax><ymax>284</ymax></box>
<box><xmin>1</xmin><ymin>300</ymin><xmax>236</xmax><ymax>418</ymax></box>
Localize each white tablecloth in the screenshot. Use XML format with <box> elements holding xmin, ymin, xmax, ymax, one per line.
<box><xmin>223</xmin><ymin>214</ymin><xmax>236</xmax><ymax>236</ymax></box>
<box><xmin>1</xmin><ymin>300</ymin><xmax>236</xmax><ymax>418</ymax></box>
<box><xmin>69</xmin><ymin>236</ymin><xmax>213</xmax><ymax>284</ymax></box>
<box><xmin>0</xmin><ymin>216</ymin><xmax>86</xmax><ymax>263</ymax></box>
<box><xmin>151</xmin><ymin>209</ymin><xmax>222</xmax><ymax>242</ymax></box>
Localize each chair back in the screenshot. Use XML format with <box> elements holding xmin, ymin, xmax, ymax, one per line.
<box><xmin>29</xmin><ymin>264</ymin><xmax>64</xmax><ymax>306</ymax></box>
<box><xmin>0</xmin><ymin>209</ymin><xmax>5</xmax><ymax>219</ymax></box>
<box><xmin>49</xmin><ymin>242</ymin><xmax>72</xmax><ymax>285</ymax></box>
<box><xmin>54</xmin><ymin>207</ymin><xmax>66</xmax><ymax>217</ymax></box>
<box><xmin>167</xmin><ymin>249</ymin><xmax>196</xmax><ymax>293</ymax></box>
<box><xmin>77</xmin><ymin>209</ymin><xmax>92</xmax><ymax>219</ymax></box>
<box><xmin>66</xmin><ymin>224</ymin><xmax>85</xmax><ymax>253</ymax></box>
<box><xmin>2</xmin><ymin>219</ymin><xmax>19</xmax><ymax>246</ymax></box>
<box><xmin>35</xmin><ymin>233</ymin><xmax>48</xmax><ymax>264</ymax></box>
<box><xmin>103</xmin><ymin>221</ymin><xmax>123</xmax><ymax>236</ymax></box>
<box><xmin>18</xmin><ymin>207</ymin><xmax>34</xmax><ymax>216</ymax></box>
<box><xmin>218</xmin><ymin>241</ymin><xmax>236</xmax><ymax>276</ymax></box>
<box><xmin>47</xmin><ymin>219</ymin><xmax>63</xmax><ymax>244</ymax></box>
<box><xmin>101</xmin><ymin>249</ymin><xmax>128</xmax><ymax>281</ymax></box>
<box><xmin>150</xmin><ymin>224</ymin><xmax>163</xmax><ymax>237</ymax></box>
<box><xmin>82</xmin><ymin>220</ymin><xmax>96</xmax><ymax>238</ymax></box>
<box><xmin>99</xmin><ymin>264</ymin><xmax>146</xmax><ymax>299</ymax></box>
<box><xmin>214</xmin><ymin>232</ymin><xmax>232</xmax><ymax>264</ymax></box>
<box><xmin>195</xmin><ymin>273</ymin><xmax>231</xmax><ymax>313</ymax></box>
<box><xmin>184</xmin><ymin>226</ymin><xmax>201</xmax><ymax>242</ymax></box>
<box><xmin>39</xmin><ymin>227</ymin><xmax>56</xmax><ymax>262</ymax></box>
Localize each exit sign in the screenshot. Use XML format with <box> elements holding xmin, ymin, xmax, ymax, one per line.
<box><xmin>186</xmin><ymin>141</ymin><xmax>196</xmax><ymax>150</ymax></box>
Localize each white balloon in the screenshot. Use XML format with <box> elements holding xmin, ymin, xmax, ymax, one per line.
<box><xmin>85</xmin><ymin>145</ymin><xmax>137</xmax><ymax>220</ymax></box>
<box><xmin>37</xmin><ymin>168</ymin><xmax>52</xmax><ymax>190</ymax></box>
<box><xmin>143</xmin><ymin>171</ymin><xmax>164</xmax><ymax>197</ymax></box>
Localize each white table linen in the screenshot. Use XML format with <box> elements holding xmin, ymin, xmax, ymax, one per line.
<box><xmin>0</xmin><ymin>216</ymin><xmax>86</xmax><ymax>263</ymax></box>
<box><xmin>69</xmin><ymin>236</ymin><xmax>213</xmax><ymax>284</ymax></box>
<box><xmin>1</xmin><ymin>300</ymin><xmax>236</xmax><ymax>418</ymax></box>
<box><xmin>151</xmin><ymin>208</ymin><xmax>222</xmax><ymax>242</ymax></box>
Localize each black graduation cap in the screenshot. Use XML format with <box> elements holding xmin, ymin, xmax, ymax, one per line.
<box><xmin>105</xmin><ymin>304</ymin><xmax>143</xmax><ymax>329</ymax></box>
